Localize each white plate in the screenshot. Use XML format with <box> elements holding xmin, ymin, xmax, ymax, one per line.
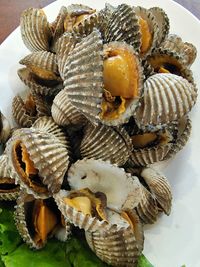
<box><xmin>0</xmin><ymin>0</ymin><xmax>200</xmax><ymax>266</ymax></box>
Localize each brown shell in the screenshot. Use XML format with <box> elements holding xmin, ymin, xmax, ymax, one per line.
<box><xmin>0</xmin><ymin>112</ymin><xmax>11</xmax><ymax>144</ymax></box>
<box><xmin>141</xmin><ymin>167</ymin><xmax>172</xmax><ymax>215</ymax></box>
<box><xmin>18</xmin><ymin>68</ymin><xmax>63</xmax><ymax>97</ymax></box>
<box><xmin>20</xmin><ymin>8</ymin><xmax>52</xmax><ymax>52</ymax></box>
<box><xmin>104</xmin><ymin>4</ymin><xmax>141</xmax><ymax>53</ymax></box>
<box><xmin>85</xmin><ymin>210</ymin><xmax>143</xmax><ymax>267</ymax></box>
<box><xmin>7</xmin><ymin>128</ymin><xmax>69</xmax><ymax>197</ymax></box>
<box><xmin>134</xmin><ymin>73</ymin><xmax>197</xmax><ymax>128</ymax></box>
<box><xmin>51</xmin><ymin>89</ymin><xmax>87</xmax><ymax>127</ymax></box>
<box><xmin>0</xmin><ymin>154</ymin><xmax>20</xmax><ymax>201</ymax></box>
<box><xmin>80</xmin><ymin>122</ymin><xmax>132</xmax><ymax>166</ymax></box>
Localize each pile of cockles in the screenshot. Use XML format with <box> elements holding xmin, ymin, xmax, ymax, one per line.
<box><xmin>0</xmin><ymin>3</ymin><xmax>198</xmax><ymax>266</ymax></box>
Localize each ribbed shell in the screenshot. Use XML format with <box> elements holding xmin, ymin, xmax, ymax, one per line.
<box><xmin>165</xmin><ymin>116</ymin><xmax>192</xmax><ymax>160</ymax></box>
<box><xmin>20</xmin><ymin>8</ymin><xmax>52</xmax><ymax>52</ymax></box>
<box><xmin>51</xmin><ymin>89</ymin><xmax>87</xmax><ymax>127</ymax></box>
<box><xmin>54</xmin><ymin>190</ymin><xmax>130</xmax><ymax>233</ymax></box>
<box><xmin>80</xmin><ymin>123</ymin><xmax>132</xmax><ymax>166</ymax></box>
<box><xmin>0</xmin><ymin>112</ymin><xmax>11</xmax><ymax>144</ymax></box>
<box><xmin>134</xmin><ymin>73</ymin><xmax>197</xmax><ymax>128</ymax></box>
<box><xmin>12</xmin><ymin>94</ymin><xmax>50</xmax><ymax>128</ymax></box>
<box><xmin>98</xmin><ymin>3</ymin><xmax>116</xmax><ymax>39</ymax></box>
<box><xmin>0</xmin><ymin>154</ymin><xmax>20</xmax><ymax>201</ymax></box>
<box><xmin>161</xmin><ymin>35</ymin><xmax>197</xmax><ymax>67</ymax></box>
<box><xmin>148</xmin><ymin>7</ymin><xmax>169</xmax><ymax>46</ymax></box>
<box><xmin>7</xmin><ymin>128</ymin><xmax>69</xmax><ymax>197</ymax></box>
<box><xmin>136</xmin><ymin>184</ymin><xmax>158</xmax><ymax>224</ymax></box>
<box><xmin>104</xmin><ymin>4</ymin><xmax>141</xmax><ymax>53</ymax></box>
<box><xmin>141</xmin><ymin>167</ymin><xmax>172</xmax><ymax>215</ymax></box>
<box><xmin>134</xmin><ymin>6</ymin><xmax>159</xmax><ymax>57</ymax></box>
<box><xmin>64</xmin><ymin>29</ymin><xmax>104</xmax><ymax>123</ymax></box>
<box><xmin>31</xmin><ymin>116</ymin><xmax>69</xmax><ymax>148</ymax></box>
<box><xmin>68</xmin><ymin>159</ymin><xmax>142</xmax><ymax>212</ymax></box>
<box><xmin>55</xmin><ymin>33</ymin><xmax>78</xmax><ymax>80</ymax></box>
<box><xmin>18</xmin><ymin>68</ymin><xmax>63</xmax><ymax>97</ymax></box>
<box><xmin>85</xmin><ymin>211</ymin><xmax>143</xmax><ymax>267</ymax></box>
<box><xmin>146</xmin><ymin>48</ymin><xmax>194</xmax><ymax>83</ymax></box>
<box><xmin>20</xmin><ymin>51</ymin><xmax>59</xmax><ymax>75</ymax></box>
<box><xmin>130</xmin><ymin>143</ymin><xmax>172</xmax><ymax>167</ymax></box>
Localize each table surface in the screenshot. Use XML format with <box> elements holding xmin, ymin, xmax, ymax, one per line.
<box><xmin>0</xmin><ymin>0</ymin><xmax>200</xmax><ymax>44</ymax></box>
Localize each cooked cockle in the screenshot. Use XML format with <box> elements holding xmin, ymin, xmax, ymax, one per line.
<box><xmin>64</xmin><ymin>29</ymin><xmax>143</xmax><ymax>126</ymax></box>
<box><xmin>126</xmin><ymin>167</ymin><xmax>172</xmax><ymax>223</ymax></box>
<box><xmin>0</xmin><ymin>154</ymin><xmax>20</xmax><ymax>201</ymax></box>
<box><xmin>12</xmin><ymin>93</ymin><xmax>50</xmax><ymax>128</ymax></box>
<box><xmin>63</xmin><ymin>4</ymin><xmax>99</xmax><ymax>35</ymax></box>
<box><xmin>20</xmin><ymin>8</ymin><xmax>52</xmax><ymax>52</ymax></box>
<box><xmin>18</xmin><ymin>51</ymin><xmax>63</xmax><ymax>97</ymax></box>
<box><xmin>85</xmin><ymin>210</ymin><xmax>144</xmax><ymax>267</ymax></box>
<box><xmin>0</xmin><ymin>112</ymin><xmax>11</xmax><ymax>145</ymax></box>
<box><xmin>14</xmin><ymin>193</ymin><xmax>71</xmax><ymax>249</ymax></box>
<box><xmin>161</xmin><ymin>34</ymin><xmax>197</xmax><ymax>67</ymax></box>
<box><xmin>5</xmin><ymin>127</ymin><xmax>70</xmax><ymax>198</ymax></box>
<box><xmin>145</xmin><ymin>48</ymin><xmax>194</xmax><ymax>82</ymax></box>
<box><xmin>129</xmin><ymin>127</ymin><xmax>174</xmax><ymax>166</ymax></box>
<box><xmin>54</xmin><ymin>188</ymin><xmax>142</xmax><ymax>234</ymax></box>
<box><xmin>67</xmin><ymin>159</ymin><xmax>141</xmax><ymax>212</ymax></box>
<box><xmin>79</xmin><ymin>122</ymin><xmax>132</xmax><ymax>166</ymax></box>
<box><xmin>134</xmin><ymin>73</ymin><xmax>197</xmax><ymax>128</ymax></box>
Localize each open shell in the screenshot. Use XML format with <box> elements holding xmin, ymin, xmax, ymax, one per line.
<box><xmin>18</xmin><ymin>68</ymin><xmax>63</xmax><ymax>97</ymax></box>
<box><xmin>6</xmin><ymin>128</ymin><xmax>69</xmax><ymax>198</ymax></box>
<box><xmin>14</xmin><ymin>193</ymin><xmax>71</xmax><ymax>249</ymax></box>
<box><xmin>85</xmin><ymin>210</ymin><xmax>143</xmax><ymax>267</ymax></box>
<box><xmin>64</xmin><ymin>29</ymin><xmax>144</xmax><ymax>126</ymax></box>
<box><xmin>104</xmin><ymin>4</ymin><xmax>141</xmax><ymax>53</ymax></box>
<box><xmin>68</xmin><ymin>159</ymin><xmax>142</xmax><ymax>212</ymax></box>
<box><xmin>134</xmin><ymin>73</ymin><xmax>197</xmax><ymax>128</ymax></box>
<box><xmin>134</xmin><ymin>6</ymin><xmax>159</xmax><ymax>57</ymax></box>
<box><xmin>12</xmin><ymin>94</ymin><xmax>50</xmax><ymax>128</ymax></box>
<box><xmin>0</xmin><ymin>154</ymin><xmax>20</xmax><ymax>201</ymax></box>
<box><xmin>20</xmin><ymin>8</ymin><xmax>52</xmax><ymax>52</ymax></box>
<box><xmin>80</xmin><ymin>123</ymin><xmax>132</xmax><ymax>166</ymax></box>
<box><xmin>148</xmin><ymin>7</ymin><xmax>170</xmax><ymax>46</ymax></box>
<box><xmin>51</xmin><ymin>90</ymin><xmax>87</xmax><ymax>127</ymax></box>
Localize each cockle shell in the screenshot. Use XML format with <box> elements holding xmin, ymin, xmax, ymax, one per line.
<box><xmin>18</xmin><ymin>68</ymin><xmax>63</xmax><ymax>97</ymax></box>
<box><xmin>0</xmin><ymin>154</ymin><xmax>20</xmax><ymax>201</ymax></box>
<box><xmin>134</xmin><ymin>6</ymin><xmax>159</xmax><ymax>57</ymax></box>
<box><xmin>104</xmin><ymin>4</ymin><xmax>141</xmax><ymax>53</ymax></box>
<box><xmin>14</xmin><ymin>193</ymin><xmax>71</xmax><ymax>249</ymax></box>
<box><xmin>98</xmin><ymin>3</ymin><xmax>116</xmax><ymax>39</ymax></box>
<box><xmin>31</xmin><ymin>116</ymin><xmax>70</xmax><ymax>148</ymax></box>
<box><xmin>55</xmin><ymin>33</ymin><xmax>79</xmax><ymax>80</ymax></box>
<box><xmin>161</xmin><ymin>34</ymin><xmax>197</xmax><ymax>67</ymax></box>
<box><xmin>64</xmin><ymin>29</ymin><xmax>144</xmax><ymax>126</ymax></box>
<box><xmin>54</xmin><ymin>190</ymin><xmax>134</xmax><ymax>233</ymax></box>
<box><xmin>6</xmin><ymin>128</ymin><xmax>69</xmax><ymax>198</ymax></box>
<box><xmin>68</xmin><ymin>159</ymin><xmax>142</xmax><ymax>211</ymax></box>
<box><xmin>0</xmin><ymin>112</ymin><xmax>11</xmax><ymax>144</ymax></box>
<box><xmin>148</xmin><ymin>7</ymin><xmax>170</xmax><ymax>46</ymax></box>
<box><xmin>134</xmin><ymin>73</ymin><xmax>197</xmax><ymax>128</ymax></box>
<box><xmin>85</xmin><ymin>210</ymin><xmax>144</xmax><ymax>267</ymax></box>
<box><xmin>20</xmin><ymin>51</ymin><xmax>59</xmax><ymax>77</ymax></box>
<box><xmin>165</xmin><ymin>116</ymin><xmax>192</xmax><ymax>160</ymax></box>
<box><xmin>140</xmin><ymin>167</ymin><xmax>172</xmax><ymax>215</ymax></box>
<box><xmin>20</xmin><ymin>8</ymin><xmax>52</xmax><ymax>52</ymax></box>
<box><xmin>12</xmin><ymin>94</ymin><xmax>50</xmax><ymax>128</ymax></box>
<box><xmin>51</xmin><ymin>90</ymin><xmax>87</xmax><ymax>127</ymax></box>
<box><xmin>80</xmin><ymin>123</ymin><xmax>132</xmax><ymax>166</ymax></box>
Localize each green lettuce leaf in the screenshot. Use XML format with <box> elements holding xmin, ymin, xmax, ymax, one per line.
<box><xmin>137</xmin><ymin>255</ymin><xmax>154</xmax><ymax>267</ymax></box>
<box><xmin>0</xmin><ymin>202</ymin><xmax>21</xmax><ymax>255</ymax></box>
<box><xmin>0</xmin><ymin>201</ymin><xmax>155</xmax><ymax>267</ymax></box>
